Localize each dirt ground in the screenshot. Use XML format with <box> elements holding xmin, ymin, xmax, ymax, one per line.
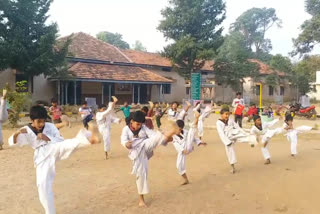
<box><xmin>1</xmin><ymin>113</ymin><xmax>320</xmax><ymax>214</ymax></box>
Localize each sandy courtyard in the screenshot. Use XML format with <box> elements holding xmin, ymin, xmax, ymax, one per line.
<box><xmin>1</xmin><ymin>114</ymin><xmax>320</xmax><ymax>214</ymax></box>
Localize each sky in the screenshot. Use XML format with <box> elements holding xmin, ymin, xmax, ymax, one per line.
<box><xmin>48</xmin><ymin>0</ymin><xmax>311</xmax><ymax>57</ymax></box>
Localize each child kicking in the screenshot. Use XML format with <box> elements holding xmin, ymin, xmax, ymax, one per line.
<box><xmin>168</xmin><ymin>100</ymin><xmax>191</xmax><ymax>121</ymax></box>
<box><xmin>173</xmin><ymin>111</ymin><xmax>206</xmax><ymax>185</ymax></box>
<box><xmin>216</xmin><ymin>107</ymin><xmax>257</xmax><ymax>173</ymax></box>
<box><xmin>283</xmin><ymin>114</ymin><xmax>312</xmax><ymax>157</ymax></box>
<box><xmin>121</xmin><ymin>111</ymin><xmax>179</xmax><ymax>207</ymax></box>
<box><xmin>250</xmin><ymin>115</ymin><xmax>282</xmax><ymax>164</ymax></box>
<box><xmin>9</xmin><ymin>105</ymin><xmax>100</xmax><ymax>214</ymax></box>
<box><xmin>0</xmin><ymin>89</ymin><xmax>8</xmax><ymax>150</ymax></box>
<box><xmin>96</xmin><ymin>96</ymin><xmax>120</xmax><ymax>159</ymax></box>
<box><xmin>154</xmin><ymin>102</ymin><xmax>169</xmax><ymax>130</ymax></box>
<box><xmin>193</xmin><ymin>100</ymin><xmax>214</xmax><ymax>140</ymax></box>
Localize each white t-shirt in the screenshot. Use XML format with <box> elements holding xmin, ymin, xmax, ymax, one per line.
<box><xmin>299</xmin><ymin>95</ymin><xmax>310</xmax><ymax>108</ymax></box>
<box><xmin>79</xmin><ymin>107</ymin><xmax>92</xmax><ymax>119</ymax></box>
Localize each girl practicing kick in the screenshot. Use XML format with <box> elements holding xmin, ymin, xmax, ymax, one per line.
<box><xmin>121</xmin><ymin>110</ymin><xmax>179</xmax><ymax>207</ymax></box>
<box><xmin>173</xmin><ymin>111</ymin><xmax>207</xmax><ymax>185</ymax></box>
<box><xmin>216</xmin><ymin>107</ymin><xmax>257</xmax><ymax>173</ymax></box>
<box><xmin>250</xmin><ymin>115</ymin><xmax>283</xmax><ymax>164</ymax></box>
<box><xmin>283</xmin><ymin>114</ymin><xmax>313</xmax><ymax>157</ymax></box>
<box><xmin>8</xmin><ymin>105</ymin><xmax>103</xmax><ymax>214</ymax></box>
<box><xmin>96</xmin><ymin>96</ymin><xmax>121</xmax><ymax>159</ymax></box>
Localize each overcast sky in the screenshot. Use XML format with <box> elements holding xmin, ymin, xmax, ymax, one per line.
<box><xmin>48</xmin><ymin>0</ymin><xmax>311</xmax><ymax>56</ymax></box>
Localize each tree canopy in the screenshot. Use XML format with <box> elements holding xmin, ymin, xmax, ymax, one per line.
<box><xmin>96</xmin><ymin>31</ymin><xmax>130</xmax><ymax>49</ymax></box>
<box><xmin>214</xmin><ymin>31</ymin><xmax>259</xmax><ymax>91</ymax></box>
<box><xmin>293</xmin><ymin>0</ymin><xmax>320</xmax><ymax>56</ymax></box>
<box><xmin>230</xmin><ymin>7</ymin><xmax>281</xmax><ymax>61</ymax></box>
<box><xmin>0</xmin><ymin>0</ymin><xmax>69</xmax><ymax>77</ymax></box>
<box><xmin>158</xmin><ymin>0</ymin><xmax>225</xmax><ymax>78</ymax></box>
<box><xmin>132</xmin><ymin>40</ymin><xmax>147</xmax><ymax>51</ymax></box>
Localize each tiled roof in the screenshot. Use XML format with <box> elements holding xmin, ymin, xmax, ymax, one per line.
<box><xmin>122</xmin><ymin>49</ymin><xmax>172</xmax><ymax>67</ymax></box>
<box><xmin>68</xmin><ymin>62</ymin><xmax>172</xmax><ymax>83</ymax></box>
<box><xmin>60</xmin><ymin>32</ymin><xmax>132</xmax><ymax>63</ymax></box>
<box><xmin>122</xmin><ymin>49</ymin><xmax>215</xmax><ymax>71</ymax></box>
<box><xmin>248</xmin><ymin>59</ymin><xmax>286</xmax><ymax>76</ymax></box>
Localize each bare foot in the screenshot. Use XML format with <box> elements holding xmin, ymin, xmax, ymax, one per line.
<box><xmin>112</xmin><ymin>96</ymin><xmax>118</xmax><ymax>103</ymax></box>
<box><xmin>185</xmin><ymin>100</ymin><xmax>191</xmax><ymax>107</ymax></box>
<box><xmin>291</xmin><ymin>154</ymin><xmax>296</xmax><ymax>158</ymax></box>
<box><xmin>148</xmin><ymin>101</ymin><xmax>154</xmax><ymax>108</ymax></box>
<box><xmin>138</xmin><ymin>201</ymin><xmax>147</xmax><ymax>208</ymax></box>
<box><xmin>264</xmin><ymin>159</ymin><xmax>271</xmax><ymax>165</ymax></box>
<box><xmin>181</xmin><ymin>179</ymin><xmax>189</xmax><ymax>185</ymax></box>
<box><xmin>105</xmin><ymin>152</ymin><xmax>109</xmax><ymax>160</ymax></box>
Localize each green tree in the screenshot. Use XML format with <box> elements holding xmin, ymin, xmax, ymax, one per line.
<box><xmin>132</xmin><ymin>40</ymin><xmax>147</xmax><ymax>52</ymax></box>
<box><xmin>96</xmin><ymin>31</ymin><xmax>130</xmax><ymax>49</ymax></box>
<box><xmin>293</xmin><ymin>0</ymin><xmax>320</xmax><ymax>56</ymax></box>
<box><xmin>269</xmin><ymin>54</ymin><xmax>293</xmax><ymax>74</ymax></box>
<box><xmin>0</xmin><ymin>0</ymin><xmax>69</xmax><ymax>77</ymax></box>
<box><xmin>4</xmin><ymin>81</ymin><xmax>32</xmax><ymax>127</ymax></box>
<box><xmin>158</xmin><ymin>0</ymin><xmax>226</xmax><ymax>78</ymax></box>
<box><xmin>214</xmin><ymin>32</ymin><xmax>259</xmax><ymax>91</ymax></box>
<box><xmin>291</xmin><ymin>55</ymin><xmax>320</xmax><ymax>94</ymax></box>
<box><xmin>230</xmin><ymin>7</ymin><xmax>281</xmax><ymax>60</ymax></box>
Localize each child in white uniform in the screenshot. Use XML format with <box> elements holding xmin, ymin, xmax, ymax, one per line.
<box><xmin>193</xmin><ymin>101</ymin><xmax>214</xmax><ymax>139</ymax></box>
<box><xmin>250</xmin><ymin>115</ymin><xmax>282</xmax><ymax>164</ymax></box>
<box><xmin>9</xmin><ymin>105</ymin><xmax>100</xmax><ymax>214</ymax></box>
<box><xmin>216</xmin><ymin>107</ymin><xmax>257</xmax><ymax>173</ymax></box>
<box><xmin>96</xmin><ymin>96</ymin><xmax>120</xmax><ymax>159</ymax></box>
<box><xmin>173</xmin><ymin>111</ymin><xmax>206</xmax><ymax>185</ymax></box>
<box><xmin>168</xmin><ymin>101</ymin><xmax>191</xmax><ymax>121</ymax></box>
<box><xmin>121</xmin><ymin>111</ymin><xmax>179</xmax><ymax>207</ymax></box>
<box><xmin>283</xmin><ymin>114</ymin><xmax>312</xmax><ymax>156</ymax></box>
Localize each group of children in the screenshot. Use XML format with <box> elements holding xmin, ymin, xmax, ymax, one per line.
<box><xmin>5</xmin><ymin>97</ymin><xmax>316</xmax><ymax>213</ymax></box>
<box><xmin>217</xmin><ymin>105</ymin><xmax>313</xmax><ymax>173</ymax></box>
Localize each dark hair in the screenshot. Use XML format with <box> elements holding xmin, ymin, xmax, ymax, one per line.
<box><xmin>98</xmin><ymin>104</ymin><xmax>107</xmax><ymax>109</ymax></box>
<box><xmin>285</xmin><ymin>114</ymin><xmax>293</xmax><ymax>122</ymax></box>
<box><xmin>176</xmin><ymin>120</ymin><xmax>185</xmax><ymax>129</ymax></box>
<box><xmin>82</xmin><ymin>101</ymin><xmax>87</xmax><ymax>105</ymax></box>
<box><xmin>172</xmin><ymin>101</ymin><xmax>179</xmax><ymax>105</ymax></box>
<box><xmin>220</xmin><ymin>107</ymin><xmax>230</xmax><ymax>114</ymax></box>
<box><xmin>251</xmin><ymin>103</ymin><xmax>256</xmax><ymax>106</ymax></box>
<box><xmin>253</xmin><ymin>115</ymin><xmax>261</xmax><ymax>122</ymax></box>
<box><xmin>131</xmin><ymin>111</ymin><xmax>146</xmax><ymax>123</ymax></box>
<box><xmin>141</xmin><ymin>106</ymin><xmax>149</xmax><ymax>113</ymax></box>
<box><xmin>30</xmin><ymin>105</ymin><xmax>48</xmax><ymax>120</ymax></box>
<box><xmin>51</xmin><ymin>98</ymin><xmax>58</xmax><ymax>103</ymax></box>
<box><xmin>236</xmin><ymin>92</ymin><xmax>242</xmax><ymax>96</ymax></box>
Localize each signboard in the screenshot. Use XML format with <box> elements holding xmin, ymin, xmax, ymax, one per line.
<box><xmin>191</xmin><ymin>72</ymin><xmax>201</xmax><ymax>100</ymax></box>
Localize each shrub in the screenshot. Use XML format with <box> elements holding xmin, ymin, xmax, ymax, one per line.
<box><xmin>5</xmin><ymin>81</ymin><xmax>32</xmax><ymax>127</ymax></box>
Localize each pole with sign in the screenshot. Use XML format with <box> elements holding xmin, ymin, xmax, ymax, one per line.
<box><xmin>191</xmin><ymin>72</ymin><xmax>201</xmax><ymax>100</ymax></box>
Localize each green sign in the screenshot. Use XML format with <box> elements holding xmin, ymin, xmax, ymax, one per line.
<box><xmin>191</xmin><ymin>72</ymin><xmax>201</xmax><ymax>100</ymax></box>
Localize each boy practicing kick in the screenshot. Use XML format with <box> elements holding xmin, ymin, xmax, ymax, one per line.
<box><xmin>216</xmin><ymin>107</ymin><xmax>257</xmax><ymax>173</ymax></box>
<box><xmin>168</xmin><ymin>101</ymin><xmax>191</xmax><ymax>121</ymax></box>
<box><xmin>250</xmin><ymin>115</ymin><xmax>282</xmax><ymax>164</ymax></box>
<box><xmin>121</xmin><ymin>110</ymin><xmax>179</xmax><ymax>207</ymax></box>
<box><xmin>173</xmin><ymin>111</ymin><xmax>206</xmax><ymax>185</ymax></box>
<box><xmin>96</xmin><ymin>96</ymin><xmax>121</xmax><ymax>159</ymax></box>
<box><xmin>9</xmin><ymin>105</ymin><xmax>101</xmax><ymax>214</ymax></box>
<box><xmin>283</xmin><ymin>114</ymin><xmax>312</xmax><ymax>157</ymax></box>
